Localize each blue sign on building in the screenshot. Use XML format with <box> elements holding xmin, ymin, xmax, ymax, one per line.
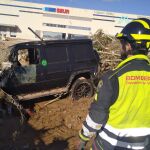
<box><xmin>43</xmin><ymin>7</ymin><xmax>56</xmax><ymax>12</ymax></box>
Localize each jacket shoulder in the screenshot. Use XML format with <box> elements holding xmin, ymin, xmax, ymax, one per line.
<box><xmin>101</xmin><ymin>70</ymin><xmax>118</xmax><ymax>81</ymax></box>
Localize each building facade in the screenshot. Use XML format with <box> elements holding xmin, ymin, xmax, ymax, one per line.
<box><xmin>0</xmin><ymin>0</ymin><xmax>150</xmax><ymax>40</ymax></box>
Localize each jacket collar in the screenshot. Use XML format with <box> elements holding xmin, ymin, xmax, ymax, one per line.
<box><xmin>115</xmin><ymin>54</ymin><xmax>150</xmax><ymax>69</ymax></box>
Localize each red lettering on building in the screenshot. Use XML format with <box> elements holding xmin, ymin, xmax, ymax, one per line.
<box><xmin>57</xmin><ymin>8</ymin><xmax>69</xmax><ymax>14</ymax></box>
<box><xmin>65</xmin><ymin>9</ymin><xmax>69</xmax><ymax>14</ymax></box>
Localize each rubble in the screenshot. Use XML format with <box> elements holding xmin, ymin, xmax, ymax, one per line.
<box><xmin>92</xmin><ymin>29</ymin><xmax>121</xmax><ymax>75</ymax></box>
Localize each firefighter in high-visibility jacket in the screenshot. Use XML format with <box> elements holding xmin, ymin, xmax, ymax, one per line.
<box><xmin>78</xmin><ymin>18</ymin><xmax>150</xmax><ymax>150</ymax></box>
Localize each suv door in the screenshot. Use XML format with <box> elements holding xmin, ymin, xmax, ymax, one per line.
<box><xmin>7</xmin><ymin>45</ymin><xmax>43</xmax><ymax>95</ymax></box>
<box><xmin>43</xmin><ymin>43</ymin><xmax>71</xmax><ymax>89</ymax></box>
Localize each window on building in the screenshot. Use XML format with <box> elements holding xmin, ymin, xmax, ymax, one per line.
<box><xmin>43</xmin><ymin>31</ymin><xmax>65</xmax><ymax>40</ymax></box>
<box><xmin>43</xmin><ymin>23</ymin><xmax>66</xmax><ymax>28</ymax></box>
<box><xmin>0</xmin><ymin>26</ymin><xmax>18</xmax><ymax>38</ymax></box>
<box><xmin>0</xmin><ymin>26</ymin><xmax>8</xmax><ymax>38</ymax></box>
<box><xmin>68</xmin><ymin>25</ymin><xmax>91</xmax><ymax>31</ymax></box>
<box><xmin>43</xmin><ymin>23</ymin><xmax>91</xmax><ymax>31</ymax></box>
<box><xmin>68</xmin><ymin>34</ymin><xmax>89</xmax><ymax>39</ymax></box>
<box><xmin>10</xmin><ymin>27</ymin><xmax>17</xmax><ymax>37</ymax></box>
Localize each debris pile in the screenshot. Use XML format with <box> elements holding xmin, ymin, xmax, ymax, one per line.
<box><xmin>92</xmin><ymin>29</ymin><xmax>121</xmax><ymax>75</ymax></box>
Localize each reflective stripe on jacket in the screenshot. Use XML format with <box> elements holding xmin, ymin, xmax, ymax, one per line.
<box><xmin>79</xmin><ymin>54</ymin><xmax>150</xmax><ymax>150</ymax></box>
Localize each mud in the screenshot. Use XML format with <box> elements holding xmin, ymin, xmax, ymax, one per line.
<box><xmin>0</xmin><ymin>97</ymin><xmax>93</xmax><ymax>150</ymax></box>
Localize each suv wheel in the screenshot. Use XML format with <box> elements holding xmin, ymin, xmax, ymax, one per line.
<box><xmin>70</xmin><ymin>78</ymin><xmax>94</xmax><ymax>100</ymax></box>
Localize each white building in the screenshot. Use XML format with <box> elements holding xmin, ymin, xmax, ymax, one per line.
<box><xmin>0</xmin><ymin>0</ymin><xmax>150</xmax><ymax>40</ymax></box>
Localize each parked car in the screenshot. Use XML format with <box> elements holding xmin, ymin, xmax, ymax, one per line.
<box><xmin>1</xmin><ymin>39</ymin><xmax>100</xmax><ymax>101</ymax></box>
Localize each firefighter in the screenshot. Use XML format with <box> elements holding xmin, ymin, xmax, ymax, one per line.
<box><xmin>78</xmin><ymin>18</ymin><xmax>150</xmax><ymax>150</ymax></box>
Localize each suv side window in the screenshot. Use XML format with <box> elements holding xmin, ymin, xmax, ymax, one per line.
<box><xmin>13</xmin><ymin>48</ymin><xmax>39</xmax><ymax>84</ymax></box>
<box><xmin>45</xmin><ymin>45</ymin><xmax>68</xmax><ymax>64</ymax></box>
<box><xmin>71</xmin><ymin>43</ymin><xmax>94</xmax><ymax>61</ymax></box>
<box><xmin>17</xmin><ymin>48</ymin><xmax>40</xmax><ymax>67</ymax></box>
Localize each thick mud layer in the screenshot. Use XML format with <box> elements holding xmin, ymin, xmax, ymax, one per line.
<box><xmin>0</xmin><ymin>97</ymin><xmax>93</xmax><ymax>150</ymax></box>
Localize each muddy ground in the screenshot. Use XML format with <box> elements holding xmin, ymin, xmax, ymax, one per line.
<box><xmin>0</xmin><ymin>96</ymin><xmax>93</xmax><ymax>150</ymax></box>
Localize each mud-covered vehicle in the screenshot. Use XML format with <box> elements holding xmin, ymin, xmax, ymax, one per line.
<box><xmin>0</xmin><ymin>39</ymin><xmax>100</xmax><ymax>102</ymax></box>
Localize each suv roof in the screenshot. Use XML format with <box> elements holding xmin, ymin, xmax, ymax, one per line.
<box><xmin>13</xmin><ymin>39</ymin><xmax>92</xmax><ymax>47</ymax></box>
